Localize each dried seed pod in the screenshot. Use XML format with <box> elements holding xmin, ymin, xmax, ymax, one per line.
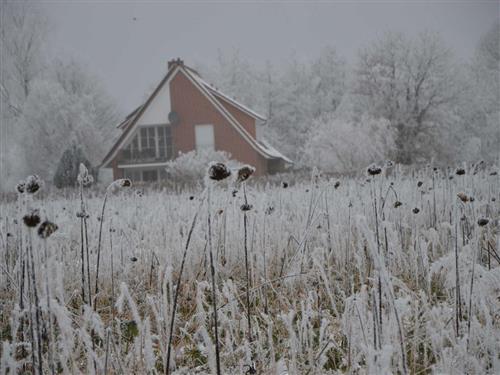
<box><xmin>457</xmin><ymin>192</ymin><xmax>469</xmax><ymax>203</ymax></box>
<box><xmin>237</xmin><ymin>165</ymin><xmax>255</xmax><ymax>182</ymax></box>
<box><xmin>367</xmin><ymin>164</ymin><xmax>382</xmax><ymax>176</ymax></box>
<box><xmin>23</xmin><ymin>209</ymin><xmax>41</xmax><ymax>228</ymax></box>
<box><xmin>120</xmin><ymin>179</ymin><xmax>132</xmax><ymax>187</ymax></box>
<box><xmin>240</xmin><ymin>203</ymin><xmax>253</xmax><ymax>212</ymax></box>
<box><xmin>25</xmin><ymin>175</ymin><xmax>43</xmax><ymax>194</ymax></box>
<box><xmin>265</xmin><ymin>206</ymin><xmax>275</xmax><ymax>215</ymax></box>
<box><xmin>412</xmin><ymin>207</ymin><xmax>420</xmax><ymax>214</ymax></box>
<box><xmin>76</xmin><ymin>211</ymin><xmax>89</xmax><ymax>219</ymax></box>
<box><xmin>477</xmin><ymin>218</ymin><xmax>489</xmax><ymax>226</ymax></box>
<box><xmin>16</xmin><ymin>181</ymin><xmax>25</xmax><ymax>194</ymax></box>
<box><xmin>208</xmin><ymin>162</ymin><xmax>231</xmax><ymax>181</ymax></box>
<box><xmin>37</xmin><ymin>221</ymin><xmax>58</xmax><ymax>239</ymax></box>
<box><xmin>130</xmin><ymin>256</ymin><xmax>138</xmax><ymax>262</ymax></box>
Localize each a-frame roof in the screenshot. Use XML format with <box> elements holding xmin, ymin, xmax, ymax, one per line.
<box><xmin>101</xmin><ymin>62</ymin><xmax>290</xmax><ymax>168</ymax></box>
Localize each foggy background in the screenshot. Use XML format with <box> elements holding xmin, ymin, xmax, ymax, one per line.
<box><xmin>1</xmin><ymin>1</ymin><xmax>499</xmax><ymax>191</ymax></box>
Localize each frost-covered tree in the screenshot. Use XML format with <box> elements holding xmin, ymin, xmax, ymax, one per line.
<box><xmin>467</xmin><ymin>21</ymin><xmax>500</xmax><ymax>161</ymax></box>
<box><xmin>53</xmin><ymin>145</ymin><xmax>95</xmax><ymax>188</ymax></box>
<box><xmin>303</xmin><ymin>112</ymin><xmax>394</xmax><ymax>173</ymax></box>
<box><xmin>0</xmin><ymin>0</ymin><xmax>48</xmax><ymax>191</ymax></box>
<box><xmin>15</xmin><ymin>60</ymin><xmax>119</xmax><ymax>181</ymax></box>
<box><xmin>354</xmin><ymin>31</ymin><xmax>461</xmax><ymax>164</ymax></box>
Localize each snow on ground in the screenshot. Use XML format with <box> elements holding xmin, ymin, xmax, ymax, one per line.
<box><xmin>1</xmin><ymin>166</ymin><xmax>499</xmax><ymax>374</ymax></box>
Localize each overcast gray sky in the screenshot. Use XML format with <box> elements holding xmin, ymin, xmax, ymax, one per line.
<box><xmin>42</xmin><ymin>1</ymin><xmax>499</xmax><ymax>113</ymax></box>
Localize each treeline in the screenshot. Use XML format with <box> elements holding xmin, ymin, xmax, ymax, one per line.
<box><xmin>1</xmin><ymin>1</ymin><xmax>121</xmax><ymax>191</ymax></box>
<box><xmin>201</xmin><ymin>25</ymin><xmax>499</xmax><ymax>173</ymax></box>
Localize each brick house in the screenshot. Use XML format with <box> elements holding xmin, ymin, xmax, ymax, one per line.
<box><xmin>101</xmin><ymin>58</ymin><xmax>291</xmax><ymax>182</ymax></box>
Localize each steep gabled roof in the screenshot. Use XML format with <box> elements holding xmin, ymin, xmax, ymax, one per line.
<box><xmin>101</xmin><ymin>62</ymin><xmax>290</xmax><ymax>168</ymax></box>
<box><xmin>190</xmin><ymin>73</ymin><xmax>266</xmax><ymax>121</ymax></box>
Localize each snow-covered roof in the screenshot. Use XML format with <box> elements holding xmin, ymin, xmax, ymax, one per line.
<box><xmin>190</xmin><ymin>73</ymin><xmax>267</xmax><ymax>121</ymax></box>
<box><xmin>258</xmin><ymin>139</ymin><xmax>293</xmax><ymax>164</ymax></box>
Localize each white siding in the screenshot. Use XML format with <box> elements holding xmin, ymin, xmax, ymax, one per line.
<box><xmin>137</xmin><ymin>81</ymin><xmax>171</xmax><ymax>126</ymax></box>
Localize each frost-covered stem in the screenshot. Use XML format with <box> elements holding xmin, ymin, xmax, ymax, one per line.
<box><xmin>43</xmin><ymin>240</ymin><xmax>55</xmax><ymax>375</ymax></box>
<box><xmin>454</xmin><ymin>223</ymin><xmax>461</xmax><ymax>336</ymax></box>
<box><xmin>110</xmin><ymin>226</ymin><xmax>115</xmax><ymax>322</ymax></box>
<box><xmin>28</xmin><ymin>233</ymin><xmax>43</xmax><ymax>375</ymax></box>
<box><xmin>243</xmin><ymin>183</ymin><xmax>253</xmax><ymax>343</ymax></box>
<box><xmin>207</xmin><ymin>184</ymin><xmax>222</xmax><ymax>375</ymax></box>
<box><xmin>84</xmin><ymin>216</ymin><xmax>91</xmax><ymax>309</ymax></box>
<box><xmin>104</xmin><ymin>328</ymin><xmax>110</xmax><ymax>375</ymax></box>
<box><xmin>79</xmin><ymin>186</ymin><xmax>86</xmax><ymax>305</ymax></box>
<box><xmin>26</xmin><ymin>239</ymin><xmax>37</xmax><ymax>375</ymax></box>
<box><xmin>371</xmin><ymin>180</ymin><xmax>383</xmax><ymax>330</ymax></box>
<box><xmin>467</xmin><ymin>238</ymin><xmax>478</xmax><ymax>350</ymax></box>
<box><xmin>94</xmin><ymin>192</ymin><xmax>109</xmax><ymax>306</ymax></box>
<box><xmin>166</xmin><ymin>196</ymin><xmax>204</xmax><ymax>375</ymax></box>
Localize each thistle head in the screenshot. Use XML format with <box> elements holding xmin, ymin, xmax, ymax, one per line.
<box><xmin>237</xmin><ymin>165</ymin><xmax>255</xmax><ymax>183</ymax></box>
<box><xmin>77</xmin><ymin>163</ymin><xmax>94</xmax><ymax>187</ymax></box>
<box><xmin>208</xmin><ymin>162</ymin><xmax>231</xmax><ymax>181</ymax></box>
<box><xmin>37</xmin><ymin>221</ymin><xmax>58</xmax><ymax>239</ymax></box>
<box><xmin>23</xmin><ymin>209</ymin><xmax>41</xmax><ymax>228</ymax></box>
<box><xmin>24</xmin><ymin>175</ymin><xmax>43</xmax><ymax>194</ymax></box>
<box><xmin>367</xmin><ymin>164</ymin><xmax>382</xmax><ymax>176</ymax></box>
<box><xmin>477</xmin><ymin>217</ymin><xmax>489</xmax><ymax>227</ymax></box>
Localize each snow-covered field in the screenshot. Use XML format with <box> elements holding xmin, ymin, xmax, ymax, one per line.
<box><xmin>1</xmin><ymin>166</ymin><xmax>499</xmax><ymax>374</ymax></box>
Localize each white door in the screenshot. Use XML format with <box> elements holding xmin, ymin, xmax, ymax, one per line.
<box><xmin>195</xmin><ymin>124</ymin><xmax>215</xmax><ymax>151</ymax></box>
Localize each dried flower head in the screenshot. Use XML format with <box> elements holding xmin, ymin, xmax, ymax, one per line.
<box><xmin>120</xmin><ymin>179</ymin><xmax>132</xmax><ymax>187</ymax></box>
<box><xmin>16</xmin><ymin>181</ymin><xmax>25</xmax><ymax>194</ymax></box>
<box><xmin>457</xmin><ymin>192</ymin><xmax>469</xmax><ymax>203</ymax></box>
<box><xmin>412</xmin><ymin>207</ymin><xmax>420</xmax><ymax>214</ymax></box>
<box><xmin>23</xmin><ymin>209</ymin><xmax>41</xmax><ymax>227</ymax></box>
<box><xmin>76</xmin><ymin>211</ymin><xmax>89</xmax><ymax>219</ymax></box>
<box><xmin>393</xmin><ymin>201</ymin><xmax>402</xmax><ymax>208</ymax></box>
<box><xmin>367</xmin><ymin>164</ymin><xmax>382</xmax><ymax>176</ymax></box>
<box><xmin>208</xmin><ymin>162</ymin><xmax>231</xmax><ymax>181</ymax></box>
<box><xmin>477</xmin><ymin>217</ymin><xmax>489</xmax><ymax>227</ymax></box>
<box><xmin>37</xmin><ymin>221</ymin><xmax>58</xmax><ymax>239</ymax></box>
<box><xmin>456</xmin><ymin>168</ymin><xmax>466</xmax><ymax>176</ymax></box>
<box><xmin>108</xmin><ymin>178</ymin><xmax>132</xmax><ymax>192</ymax></box>
<box><xmin>237</xmin><ymin>165</ymin><xmax>255</xmax><ymax>183</ymax></box>
<box><xmin>240</xmin><ymin>203</ymin><xmax>253</xmax><ymax>212</ymax></box>
<box><xmin>25</xmin><ymin>175</ymin><xmax>43</xmax><ymax>194</ymax></box>
<box><xmin>77</xmin><ymin>163</ymin><xmax>94</xmax><ymax>187</ymax></box>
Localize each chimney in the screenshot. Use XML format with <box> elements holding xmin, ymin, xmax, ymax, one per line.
<box><xmin>168</xmin><ymin>57</ymin><xmax>184</xmax><ymax>70</ymax></box>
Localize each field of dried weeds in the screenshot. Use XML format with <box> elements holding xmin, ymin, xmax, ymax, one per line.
<box><xmin>1</xmin><ymin>164</ymin><xmax>499</xmax><ymax>374</ymax></box>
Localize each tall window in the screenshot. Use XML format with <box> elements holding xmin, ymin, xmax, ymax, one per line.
<box><xmin>123</xmin><ymin>125</ymin><xmax>172</xmax><ymax>161</ymax></box>
<box><xmin>195</xmin><ymin>124</ymin><xmax>215</xmax><ymax>151</ymax></box>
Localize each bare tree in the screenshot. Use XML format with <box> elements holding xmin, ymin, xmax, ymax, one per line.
<box><xmin>354</xmin><ymin>31</ymin><xmax>461</xmax><ymax>164</ymax></box>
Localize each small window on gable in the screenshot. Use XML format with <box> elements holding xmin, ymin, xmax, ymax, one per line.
<box><xmin>195</xmin><ymin>124</ymin><xmax>215</xmax><ymax>151</ymax></box>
